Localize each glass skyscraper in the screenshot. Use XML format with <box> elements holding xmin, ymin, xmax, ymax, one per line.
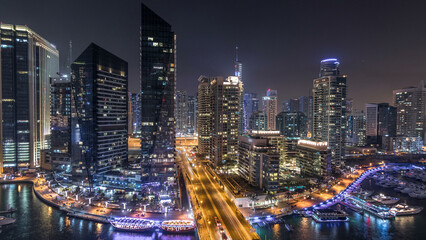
<box><xmin>0</xmin><ymin>24</ymin><xmax>59</xmax><ymax>173</ymax></box>
<box><xmin>72</xmin><ymin>43</ymin><xmax>128</xmax><ymax>184</ymax></box>
<box><xmin>140</xmin><ymin>3</ymin><xmax>176</xmax><ymax>184</ymax></box>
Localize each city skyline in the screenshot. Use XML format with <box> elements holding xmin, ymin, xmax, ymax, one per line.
<box><xmin>2</xmin><ymin>0</ymin><xmax>426</xmax><ymax>109</ymax></box>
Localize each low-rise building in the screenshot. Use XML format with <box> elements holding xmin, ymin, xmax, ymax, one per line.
<box><xmin>297</xmin><ymin>140</ymin><xmax>331</xmax><ymax>178</ymax></box>
<box><xmin>238</xmin><ymin>131</ymin><xmax>283</xmax><ymax>193</ymax></box>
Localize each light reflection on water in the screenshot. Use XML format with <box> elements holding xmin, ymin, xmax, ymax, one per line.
<box><xmin>0</xmin><ymin>184</ymin><xmax>197</xmax><ymax>240</ymax></box>
<box><xmin>256</xmin><ymin>177</ymin><xmax>426</xmax><ymax>240</ymax></box>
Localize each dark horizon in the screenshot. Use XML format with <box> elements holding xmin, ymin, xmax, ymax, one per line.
<box><xmin>1</xmin><ymin>0</ymin><xmax>426</xmax><ymax>109</ymax></box>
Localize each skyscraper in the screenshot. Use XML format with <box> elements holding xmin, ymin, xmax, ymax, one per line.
<box><xmin>0</xmin><ymin>24</ymin><xmax>59</xmax><ymax>173</ymax></box>
<box><xmin>289</xmin><ymin>98</ymin><xmax>300</xmax><ymax>113</ymax></box>
<box><xmin>346</xmin><ymin>109</ymin><xmax>366</xmax><ymax>147</ymax></box>
<box><xmin>197</xmin><ymin>76</ymin><xmax>212</xmax><ymax>158</ymax></box>
<box><xmin>249</xmin><ymin>111</ymin><xmax>267</xmax><ymax>131</ymax></box>
<box><xmin>365</xmin><ymin>103</ymin><xmax>397</xmax><ymax>148</ymax></box>
<box><xmin>211</xmin><ymin>76</ymin><xmax>243</xmax><ymax>167</ymax></box>
<box><xmin>313</xmin><ymin>59</ymin><xmax>347</xmax><ymax>173</ymax></box>
<box><xmin>234</xmin><ymin>46</ymin><xmax>242</xmax><ymax>81</ymax></box>
<box><xmin>263</xmin><ymin>89</ymin><xmax>278</xmax><ymax>131</ymax></box>
<box><xmin>299</xmin><ymin>95</ymin><xmax>313</xmax><ymax>136</ymax></box>
<box><xmin>130</xmin><ymin>93</ymin><xmax>142</xmax><ymax>136</ymax></box>
<box><xmin>49</xmin><ymin>76</ymin><xmax>72</xmax><ymax>173</ymax></box>
<box><xmin>140</xmin><ymin>3</ymin><xmax>176</xmax><ymax>184</ymax></box>
<box><xmin>176</xmin><ymin>90</ymin><xmax>188</xmax><ymax>136</ymax></box>
<box><xmin>276</xmin><ymin>112</ymin><xmax>307</xmax><ymax>138</ymax></box>
<box><xmin>72</xmin><ymin>43</ymin><xmax>128</xmax><ymax>183</ymax></box>
<box><xmin>393</xmin><ymin>80</ymin><xmax>426</xmax><ymax>142</ymax></box>
<box><xmin>187</xmin><ymin>95</ymin><xmax>197</xmax><ymax>135</ymax></box>
<box><xmin>243</xmin><ymin>93</ymin><xmax>259</xmax><ymax>132</ymax></box>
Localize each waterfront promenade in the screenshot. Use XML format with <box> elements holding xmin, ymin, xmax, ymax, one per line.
<box><xmin>0</xmin><ymin>176</ymin><xmax>192</xmax><ymax>224</ymax></box>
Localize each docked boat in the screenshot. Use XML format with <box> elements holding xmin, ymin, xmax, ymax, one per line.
<box><xmin>390</xmin><ymin>203</ymin><xmax>423</xmax><ymax>216</ymax></box>
<box><xmin>109</xmin><ymin>217</ymin><xmax>155</xmax><ymax>232</ymax></box>
<box><xmin>352</xmin><ymin>188</ymin><xmax>374</xmax><ymax>197</ymax></box>
<box><xmin>312</xmin><ymin>209</ymin><xmax>349</xmax><ymax>222</ymax></box>
<box><xmin>372</xmin><ymin>194</ymin><xmax>399</xmax><ymax>204</ymax></box>
<box><xmin>160</xmin><ymin>220</ymin><xmax>195</xmax><ymax>233</ymax></box>
<box><xmin>0</xmin><ymin>216</ymin><xmax>16</xmax><ymax>226</ymax></box>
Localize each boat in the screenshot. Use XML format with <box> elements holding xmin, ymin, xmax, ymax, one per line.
<box><xmin>372</xmin><ymin>194</ymin><xmax>399</xmax><ymax>204</ymax></box>
<box><xmin>312</xmin><ymin>209</ymin><xmax>349</xmax><ymax>222</ymax></box>
<box><xmin>390</xmin><ymin>203</ymin><xmax>423</xmax><ymax>216</ymax></box>
<box><xmin>285</xmin><ymin>223</ymin><xmax>294</xmax><ymax>231</ymax></box>
<box><xmin>409</xmin><ymin>190</ymin><xmax>426</xmax><ymax>199</ymax></box>
<box><xmin>160</xmin><ymin>220</ymin><xmax>195</xmax><ymax>233</ymax></box>
<box><xmin>109</xmin><ymin>217</ymin><xmax>155</xmax><ymax>232</ymax></box>
<box><xmin>0</xmin><ymin>206</ymin><xmax>17</xmax><ymax>215</ymax></box>
<box><xmin>0</xmin><ymin>216</ymin><xmax>16</xmax><ymax>226</ymax></box>
<box><xmin>352</xmin><ymin>188</ymin><xmax>373</xmax><ymax>197</ymax></box>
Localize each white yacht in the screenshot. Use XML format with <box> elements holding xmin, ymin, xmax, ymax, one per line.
<box><xmin>390</xmin><ymin>203</ymin><xmax>423</xmax><ymax>216</ymax></box>
<box><xmin>372</xmin><ymin>194</ymin><xmax>399</xmax><ymax>204</ymax></box>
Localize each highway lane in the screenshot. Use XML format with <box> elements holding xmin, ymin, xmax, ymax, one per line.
<box><xmin>178</xmin><ymin>149</ymin><xmax>259</xmax><ymax>239</ymax></box>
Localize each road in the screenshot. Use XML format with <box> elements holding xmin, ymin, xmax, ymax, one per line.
<box><xmin>178</xmin><ymin>149</ymin><xmax>259</xmax><ymax>240</ymax></box>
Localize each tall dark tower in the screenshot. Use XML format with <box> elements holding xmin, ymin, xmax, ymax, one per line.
<box><xmin>140</xmin><ymin>3</ymin><xmax>176</xmax><ymax>185</ymax></box>
<box><xmin>72</xmin><ymin>43</ymin><xmax>128</xmax><ymax>185</ymax></box>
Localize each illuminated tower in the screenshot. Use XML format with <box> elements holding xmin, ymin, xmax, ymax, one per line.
<box><xmin>262</xmin><ymin>89</ymin><xmax>278</xmax><ymax>131</ymax></box>
<box><xmin>313</xmin><ymin>58</ymin><xmax>347</xmax><ymax>173</ymax></box>
<box><xmin>140</xmin><ymin>3</ymin><xmax>176</xmax><ymax>184</ymax></box>
<box><xmin>0</xmin><ymin>24</ymin><xmax>59</xmax><ymax>172</ymax></box>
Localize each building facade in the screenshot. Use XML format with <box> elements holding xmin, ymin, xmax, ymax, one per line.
<box><xmin>49</xmin><ymin>76</ymin><xmax>72</xmax><ymax>174</ymax></box>
<box><xmin>249</xmin><ymin>111</ymin><xmax>267</xmax><ymax>131</ymax></box>
<box><xmin>130</xmin><ymin>92</ymin><xmax>142</xmax><ymax>136</ymax></box>
<box><xmin>276</xmin><ymin>112</ymin><xmax>307</xmax><ymax>138</ymax></box>
<box><xmin>197</xmin><ymin>76</ymin><xmax>212</xmax><ymax>158</ymax></box>
<box><xmin>176</xmin><ymin>90</ymin><xmax>188</xmax><ymax>136</ymax></box>
<box><xmin>0</xmin><ymin>24</ymin><xmax>59</xmax><ymax>173</ymax></box>
<box><xmin>297</xmin><ymin>140</ymin><xmax>331</xmax><ymax>178</ymax></box>
<box><xmin>140</xmin><ymin>3</ymin><xmax>176</xmax><ymax>184</ymax></box>
<box><xmin>312</xmin><ymin>59</ymin><xmax>347</xmax><ymax>173</ymax></box>
<box><xmin>210</xmin><ymin>76</ymin><xmax>243</xmax><ymax>167</ymax></box>
<box><xmin>263</xmin><ymin>89</ymin><xmax>278</xmax><ymax>131</ymax></box>
<box><xmin>393</xmin><ymin>80</ymin><xmax>426</xmax><ymax>143</ymax></box>
<box><xmin>346</xmin><ymin>109</ymin><xmax>366</xmax><ymax>147</ymax></box>
<box><xmin>238</xmin><ymin>131</ymin><xmax>282</xmax><ymax>193</ymax></box>
<box><xmin>365</xmin><ymin>103</ymin><xmax>397</xmax><ymax>148</ymax></box>
<box><xmin>72</xmin><ymin>43</ymin><xmax>128</xmax><ymax>184</ymax></box>
<box><xmin>243</xmin><ymin>93</ymin><xmax>259</xmax><ymax>132</ymax></box>
<box><xmin>187</xmin><ymin>95</ymin><xmax>197</xmax><ymax>136</ymax></box>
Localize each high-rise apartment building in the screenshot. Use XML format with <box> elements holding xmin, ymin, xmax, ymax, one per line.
<box><xmin>299</xmin><ymin>96</ymin><xmax>313</xmax><ymax>136</ymax></box>
<box><xmin>346</xmin><ymin>109</ymin><xmax>366</xmax><ymax>147</ymax></box>
<box><xmin>140</xmin><ymin>3</ymin><xmax>176</xmax><ymax>184</ymax></box>
<box><xmin>243</xmin><ymin>93</ymin><xmax>259</xmax><ymax>132</ymax></box>
<box><xmin>263</xmin><ymin>89</ymin><xmax>278</xmax><ymax>131</ymax></box>
<box><xmin>49</xmin><ymin>76</ymin><xmax>72</xmax><ymax>173</ymax></box>
<box><xmin>249</xmin><ymin>111</ymin><xmax>267</xmax><ymax>131</ymax></box>
<box><xmin>393</xmin><ymin>80</ymin><xmax>426</xmax><ymax>142</ymax></box>
<box><xmin>276</xmin><ymin>112</ymin><xmax>307</xmax><ymax>138</ymax></box>
<box><xmin>238</xmin><ymin>131</ymin><xmax>282</xmax><ymax>194</ymax></box>
<box><xmin>187</xmin><ymin>95</ymin><xmax>197</xmax><ymax>135</ymax></box>
<box><xmin>365</xmin><ymin>103</ymin><xmax>397</xmax><ymax>148</ymax></box>
<box><xmin>313</xmin><ymin>59</ymin><xmax>347</xmax><ymax>173</ymax></box>
<box><xmin>72</xmin><ymin>43</ymin><xmax>128</xmax><ymax>183</ymax></box>
<box><xmin>176</xmin><ymin>90</ymin><xmax>188</xmax><ymax>136</ymax></box>
<box><xmin>130</xmin><ymin>93</ymin><xmax>142</xmax><ymax>136</ymax></box>
<box><xmin>210</xmin><ymin>76</ymin><xmax>243</xmax><ymax>167</ymax></box>
<box><xmin>197</xmin><ymin>76</ymin><xmax>212</xmax><ymax>158</ymax></box>
<box><xmin>0</xmin><ymin>24</ymin><xmax>59</xmax><ymax>173</ymax></box>
<box><xmin>297</xmin><ymin>140</ymin><xmax>331</xmax><ymax>178</ymax></box>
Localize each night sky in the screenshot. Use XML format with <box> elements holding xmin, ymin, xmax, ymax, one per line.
<box><xmin>1</xmin><ymin>0</ymin><xmax>426</xmax><ymax>109</ymax></box>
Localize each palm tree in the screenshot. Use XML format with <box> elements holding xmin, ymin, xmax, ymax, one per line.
<box><xmin>249</xmin><ymin>194</ymin><xmax>259</xmax><ymax>212</ymax></box>
<box><xmin>265</xmin><ymin>193</ymin><xmax>276</xmax><ymax>206</ymax></box>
